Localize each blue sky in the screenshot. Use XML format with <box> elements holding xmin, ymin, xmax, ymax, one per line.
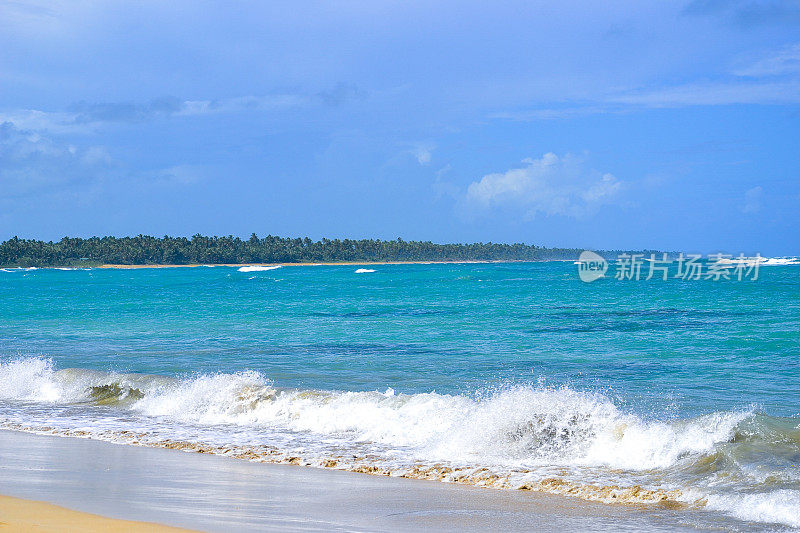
<box><xmin>1</xmin><ymin>1</ymin><xmax>798</xmax><ymax>254</ymax></box>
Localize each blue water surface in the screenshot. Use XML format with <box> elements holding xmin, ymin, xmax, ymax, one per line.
<box><xmin>1</xmin><ymin>263</ymin><xmax>798</xmax><ymax>419</ymax></box>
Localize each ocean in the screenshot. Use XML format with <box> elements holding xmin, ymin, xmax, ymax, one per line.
<box><xmin>1</xmin><ymin>262</ymin><xmax>798</xmax><ymax>529</ymax></box>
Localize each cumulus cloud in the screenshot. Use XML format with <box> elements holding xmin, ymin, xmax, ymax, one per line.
<box><xmin>0</xmin><ymin>109</ymin><xmax>87</xmax><ymax>134</ymax></box>
<box><xmin>412</xmin><ymin>144</ymin><xmax>434</xmax><ymax>165</ymax></box>
<box><xmin>0</xmin><ymin>121</ymin><xmax>115</xmax><ymax>200</ymax></box>
<box><xmin>0</xmin><ymin>121</ymin><xmax>202</xmax><ymax>204</ymax></box>
<box><xmin>465</xmin><ymin>152</ymin><xmax>623</xmax><ymax>218</ymax></box>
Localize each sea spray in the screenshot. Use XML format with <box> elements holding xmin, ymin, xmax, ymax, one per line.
<box><xmin>2</xmin><ymin>357</ymin><xmax>798</xmax><ymax>527</ymax></box>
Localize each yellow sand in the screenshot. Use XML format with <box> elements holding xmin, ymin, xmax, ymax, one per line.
<box><xmin>0</xmin><ymin>495</ymin><xmax>194</xmax><ymax>532</ymax></box>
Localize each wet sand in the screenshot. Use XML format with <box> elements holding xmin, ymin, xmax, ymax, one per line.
<box><xmin>0</xmin><ymin>429</ymin><xmax>743</xmax><ymax>532</ymax></box>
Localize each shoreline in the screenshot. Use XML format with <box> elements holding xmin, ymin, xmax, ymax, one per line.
<box><xmin>0</xmin><ymin>429</ymin><xmax>732</xmax><ymax>532</ymax></box>
<box><xmin>3</xmin><ymin>259</ymin><xmax>577</xmax><ymax>270</ymax></box>
<box><xmin>97</xmin><ymin>260</ymin><xmax>519</xmax><ymax>269</ymax></box>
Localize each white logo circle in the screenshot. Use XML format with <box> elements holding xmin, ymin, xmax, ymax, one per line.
<box><xmin>577</xmin><ymin>250</ymin><xmax>608</xmax><ymax>282</ymax></box>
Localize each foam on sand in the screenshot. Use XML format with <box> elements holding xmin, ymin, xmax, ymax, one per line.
<box><xmin>2</xmin><ymin>429</ymin><xmax>707</xmax><ymax>532</ymax></box>
<box><xmin>1</xmin><ymin>357</ymin><xmax>798</xmax><ymax>528</ymax></box>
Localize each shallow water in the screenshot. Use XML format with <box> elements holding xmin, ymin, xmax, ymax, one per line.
<box><xmin>2</xmin><ymin>429</ymin><xmax>749</xmax><ymax>532</ymax></box>
<box><xmin>1</xmin><ymin>263</ymin><xmax>798</xmax><ymax>529</ymax></box>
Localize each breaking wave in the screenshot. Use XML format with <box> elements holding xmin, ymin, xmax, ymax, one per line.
<box><xmin>1</xmin><ymin>357</ymin><xmax>798</xmax><ymax>528</ymax></box>
<box><xmin>237</xmin><ymin>265</ymin><xmax>281</xmax><ymax>272</ymax></box>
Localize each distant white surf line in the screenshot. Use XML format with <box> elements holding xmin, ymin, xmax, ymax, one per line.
<box><xmin>354</xmin><ymin>268</ymin><xmax>376</xmax><ymax>273</ymax></box>
<box><xmin>237</xmin><ymin>265</ymin><xmax>282</xmax><ymax>272</ymax></box>
<box><xmin>761</xmin><ymin>257</ymin><xmax>800</xmax><ymax>266</ymax></box>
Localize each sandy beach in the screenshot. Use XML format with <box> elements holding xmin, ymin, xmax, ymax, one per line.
<box><xmin>0</xmin><ymin>429</ymin><xmax>746</xmax><ymax>532</ymax></box>
<box><xmin>4</xmin><ymin>0</ymin><xmax>797</xmax><ymax>529</ymax></box>
<box><xmin>0</xmin><ymin>494</ymin><xmax>193</xmax><ymax>532</ymax></box>
<box><xmin>3</xmin><ymin>264</ymin><xmax>797</xmax><ymax>530</ymax></box>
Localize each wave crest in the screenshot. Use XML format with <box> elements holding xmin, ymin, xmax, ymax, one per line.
<box><xmin>2</xmin><ymin>357</ymin><xmax>798</xmax><ymax>528</ymax></box>
<box><xmin>0</xmin><ymin>358</ymin><xmax>745</xmax><ymax>471</ymax></box>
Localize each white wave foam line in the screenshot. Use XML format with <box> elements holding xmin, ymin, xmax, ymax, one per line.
<box><xmin>5</xmin><ymin>358</ymin><xmax>798</xmax><ymax>527</ymax></box>
<box><xmin>761</xmin><ymin>257</ymin><xmax>800</xmax><ymax>266</ymax></box>
<box><xmin>0</xmin><ymin>358</ymin><xmax>159</xmax><ymax>404</ymax></box>
<box><xmin>0</xmin><ymin>358</ymin><xmax>64</xmax><ymax>402</ymax></box>
<box><xmin>122</xmin><ymin>372</ymin><xmax>748</xmax><ymax>474</ymax></box>
<box><xmin>238</xmin><ymin>265</ymin><xmax>281</xmax><ymax>272</ymax></box>
<box><xmin>0</xmin><ymin>358</ymin><xmax>745</xmax><ymax>472</ymax></box>
<box><xmin>0</xmin><ymin>358</ymin><xmax>749</xmax><ymax>474</ymax></box>
<box><xmin>355</xmin><ymin>268</ymin><xmax>376</xmax><ymax>273</ymax></box>
<box><xmin>703</xmin><ymin>490</ymin><xmax>800</xmax><ymax>528</ymax></box>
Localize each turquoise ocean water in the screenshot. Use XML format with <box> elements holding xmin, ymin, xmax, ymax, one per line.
<box><xmin>1</xmin><ymin>263</ymin><xmax>798</xmax><ymax>529</ymax></box>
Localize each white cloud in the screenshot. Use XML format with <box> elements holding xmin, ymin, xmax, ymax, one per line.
<box><xmin>178</xmin><ymin>94</ymin><xmax>310</xmax><ymax>117</ymax></box>
<box><xmin>734</xmin><ymin>44</ymin><xmax>800</xmax><ymax>77</ymax></box>
<box><xmin>0</xmin><ymin>121</ymin><xmax>116</xmax><ymax>200</ymax></box>
<box><xmin>488</xmin><ymin>80</ymin><xmax>800</xmax><ymax>122</ymax></box>
<box><xmin>0</xmin><ymin>121</ymin><xmax>200</xmax><ymax>203</ymax></box>
<box><xmin>489</xmin><ymin>44</ymin><xmax>800</xmax><ymax>121</ymax></box>
<box><xmin>488</xmin><ymin>106</ymin><xmax>615</xmax><ymax>121</ymax></box>
<box><xmin>606</xmin><ymin>81</ymin><xmax>800</xmax><ymax>107</ymax></box>
<box><xmin>149</xmin><ymin>164</ymin><xmax>204</xmax><ymax>186</ymax></box>
<box><xmin>0</xmin><ymin>88</ymin><xmax>353</xmax><ymax>133</ymax></box>
<box><xmin>0</xmin><ymin>109</ymin><xmax>86</xmax><ymax>134</ymax></box>
<box><xmin>411</xmin><ymin>144</ymin><xmax>434</xmax><ymax>165</ymax></box>
<box><xmin>743</xmin><ymin>186</ymin><xmax>763</xmax><ymax>214</ymax></box>
<box><xmin>465</xmin><ymin>152</ymin><xmax>622</xmax><ymax>218</ymax></box>
<box><xmin>432</xmin><ymin>164</ymin><xmax>460</xmax><ymax>199</ymax></box>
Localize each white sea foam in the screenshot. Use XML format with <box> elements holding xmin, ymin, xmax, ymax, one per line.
<box><xmin>0</xmin><ymin>358</ymin><xmax>62</xmax><ymax>402</ymax></box>
<box><xmin>0</xmin><ymin>358</ymin><xmax>741</xmax><ymax>471</ymax></box>
<box><xmin>237</xmin><ymin>265</ymin><xmax>282</xmax><ymax>272</ymax></box>
<box><xmin>1</xmin><ymin>357</ymin><xmax>796</xmax><ymax>528</ymax></box>
<box><xmin>355</xmin><ymin>268</ymin><xmax>376</xmax><ymax>273</ymax></box>
<box><xmin>718</xmin><ymin>256</ymin><xmax>800</xmax><ymax>267</ymax></box>
<box><xmin>761</xmin><ymin>257</ymin><xmax>800</xmax><ymax>266</ymax></box>
<box><xmin>704</xmin><ymin>490</ymin><xmax>800</xmax><ymax>528</ymax></box>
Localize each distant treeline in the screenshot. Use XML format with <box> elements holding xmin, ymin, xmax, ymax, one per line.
<box><xmin>0</xmin><ymin>234</ymin><xmax>654</xmax><ymax>267</ymax></box>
